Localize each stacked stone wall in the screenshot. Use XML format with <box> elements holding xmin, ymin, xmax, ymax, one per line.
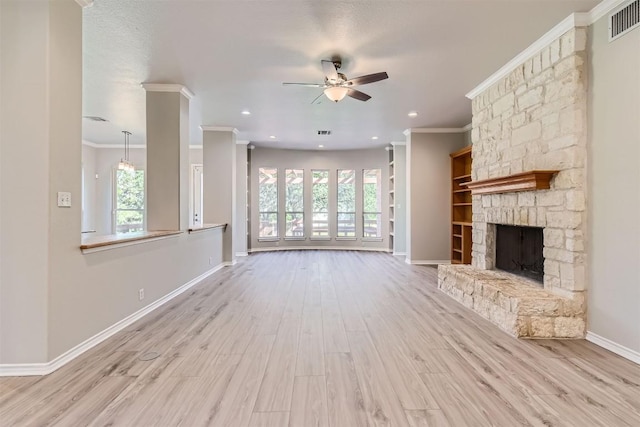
<box><xmin>470</xmin><ymin>27</ymin><xmax>588</xmax><ymax>301</ymax></box>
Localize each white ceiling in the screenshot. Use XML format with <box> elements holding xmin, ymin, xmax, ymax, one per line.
<box><xmin>82</xmin><ymin>0</ymin><xmax>599</xmax><ymax>150</ymax></box>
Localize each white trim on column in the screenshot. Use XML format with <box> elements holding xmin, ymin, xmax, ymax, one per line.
<box><xmin>141</xmin><ymin>83</ymin><xmax>194</xmax><ymax>100</ymax></box>
<box><xmin>586</xmin><ymin>332</ymin><xmax>640</xmax><ymax>365</ymax></box>
<box><xmin>0</xmin><ymin>263</ymin><xmax>228</xmax><ymax>377</ymax></box>
<box><xmin>236</xmin><ymin>140</ymin><xmax>250</xmax><ymax>145</ymax></box>
<box><xmin>82</xmin><ymin>139</ymin><xmax>99</xmax><ymax>148</ymax></box>
<box><xmin>75</xmin><ymin>0</ymin><xmax>94</xmax><ymax>7</ymax></box>
<box><xmin>390</xmin><ymin>141</ymin><xmax>406</xmax><ymax>146</ymax></box>
<box><xmin>200</xmin><ymin>126</ymin><xmax>239</xmax><ymax>134</ymax></box>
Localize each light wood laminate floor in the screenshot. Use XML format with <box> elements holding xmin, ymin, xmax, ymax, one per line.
<box><xmin>2</xmin><ymin>251</ymin><xmax>640</xmax><ymax>426</ymax></box>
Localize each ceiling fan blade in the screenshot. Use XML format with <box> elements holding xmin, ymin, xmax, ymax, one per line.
<box><xmin>321</xmin><ymin>60</ymin><xmax>339</xmax><ymax>82</ymax></box>
<box><xmin>347</xmin><ymin>88</ymin><xmax>371</xmax><ymax>102</ymax></box>
<box><xmin>282</xmin><ymin>82</ymin><xmax>325</xmax><ymax>87</ymax></box>
<box><xmin>345</xmin><ymin>71</ymin><xmax>389</xmax><ymax>86</ymax></box>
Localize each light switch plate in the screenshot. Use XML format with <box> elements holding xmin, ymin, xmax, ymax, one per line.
<box><xmin>57</xmin><ymin>192</ymin><xmax>71</xmax><ymax>207</ymax></box>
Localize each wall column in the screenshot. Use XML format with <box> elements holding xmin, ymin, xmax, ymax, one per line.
<box><xmin>235</xmin><ymin>142</ymin><xmax>249</xmax><ymax>257</ymax></box>
<box><xmin>202</xmin><ymin>127</ymin><xmax>237</xmax><ymax>263</ymax></box>
<box><xmin>142</xmin><ymin>84</ymin><xmax>193</xmax><ymax>231</ymax></box>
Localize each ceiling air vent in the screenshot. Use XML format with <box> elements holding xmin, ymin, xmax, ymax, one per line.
<box><xmin>317</xmin><ymin>130</ymin><xmax>331</xmax><ymax>135</ymax></box>
<box><xmin>609</xmin><ymin>0</ymin><xmax>640</xmax><ymax>41</ymax></box>
<box><xmin>83</xmin><ymin>116</ymin><xmax>109</xmax><ymax>122</ymax></box>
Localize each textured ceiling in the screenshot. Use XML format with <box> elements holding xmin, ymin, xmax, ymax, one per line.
<box><xmin>82</xmin><ymin>0</ymin><xmax>599</xmax><ymax>150</ymax></box>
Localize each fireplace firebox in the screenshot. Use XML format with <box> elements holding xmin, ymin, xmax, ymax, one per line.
<box><xmin>495</xmin><ymin>225</ymin><xmax>544</xmax><ymax>283</ymax></box>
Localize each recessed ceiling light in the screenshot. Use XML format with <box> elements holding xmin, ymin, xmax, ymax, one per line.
<box><xmin>318</xmin><ymin>144</ymin><xmax>324</xmax><ymax>148</ymax></box>
<box><xmin>269</xmin><ymin>135</ymin><xmax>276</xmax><ymax>139</ymax></box>
<box><xmin>371</xmin><ymin>136</ymin><xmax>379</xmax><ymax>140</ymax></box>
<box><xmin>408</xmin><ymin>111</ymin><xmax>418</xmax><ymax>118</ymax></box>
<box><xmin>241</xmin><ymin>110</ymin><xmax>251</xmax><ymax>115</ymax></box>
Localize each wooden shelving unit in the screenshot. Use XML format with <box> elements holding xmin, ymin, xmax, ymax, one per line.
<box><xmin>450</xmin><ymin>146</ymin><xmax>472</xmax><ymax>264</ymax></box>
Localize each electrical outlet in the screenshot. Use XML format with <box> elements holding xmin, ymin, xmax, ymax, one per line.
<box><xmin>57</xmin><ymin>192</ymin><xmax>71</xmax><ymax>207</ymax></box>
<box><xmin>138</xmin><ymin>288</ymin><xmax>145</xmax><ymax>301</ymax></box>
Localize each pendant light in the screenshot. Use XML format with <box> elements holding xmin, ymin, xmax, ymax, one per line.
<box><xmin>118</xmin><ymin>130</ymin><xmax>135</xmax><ymax>172</ymax></box>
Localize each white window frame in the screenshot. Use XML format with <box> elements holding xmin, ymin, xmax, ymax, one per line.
<box><xmin>284</xmin><ymin>168</ymin><xmax>305</xmax><ymax>240</ymax></box>
<box><xmin>258</xmin><ymin>167</ymin><xmax>279</xmax><ymax>241</ymax></box>
<box><xmin>311</xmin><ymin>169</ymin><xmax>330</xmax><ymax>240</ymax></box>
<box><xmin>363</xmin><ymin>168</ymin><xmax>383</xmax><ymax>241</ymax></box>
<box><xmin>112</xmin><ymin>168</ymin><xmax>145</xmax><ymax>234</ymax></box>
<box><xmin>336</xmin><ymin>169</ymin><xmax>356</xmax><ymax>240</ymax></box>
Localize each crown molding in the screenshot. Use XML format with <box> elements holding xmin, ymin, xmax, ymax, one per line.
<box><xmin>82</xmin><ymin>139</ymin><xmax>99</xmax><ymax>148</ymax></box>
<box><xmin>236</xmin><ymin>140</ymin><xmax>250</xmax><ymax>145</ymax></box>
<box><xmin>589</xmin><ymin>0</ymin><xmax>630</xmax><ymax>23</ymax></box>
<box><xmin>200</xmin><ymin>126</ymin><xmax>239</xmax><ymax>134</ymax></box>
<box><xmin>141</xmin><ymin>83</ymin><xmax>194</xmax><ymax>100</ymax></box>
<box><xmin>82</xmin><ymin>141</ymin><xmax>146</xmax><ymax>149</ymax></box>
<box><xmin>406</xmin><ymin>127</ymin><xmax>471</xmax><ymax>134</ymax></box>
<box><xmin>75</xmin><ymin>0</ymin><xmax>94</xmax><ymax>7</ymax></box>
<box><xmin>466</xmin><ymin>12</ymin><xmax>589</xmax><ymax>99</ymax></box>
<box><xmin>390</xmin><ymin>141</ymin><xmax>406</xmax><ymax>146</ymax></box>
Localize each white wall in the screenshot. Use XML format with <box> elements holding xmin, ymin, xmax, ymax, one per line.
<box><xmin>588</xmin><ymin>17</ymin><xmax>640</xmax><ymax>354</ymax></box>
<box><xmin>250</xmin><ymin>147</ymin><xmax>389</xmax><ymax>250</ymax></box>
<box><xmin>0</xmin><ymin>1</ymin><xmax>226</xmax><ymax>366</ymax></box>
<box><xmin>1</xmin><ymin>0</ymin><xmax>50</xmax><ymax>363</ymax></box>
<box><xmin>406</xmin><ymin>131</ymin><xmax>466</xmax><ymax>263</ymax></box>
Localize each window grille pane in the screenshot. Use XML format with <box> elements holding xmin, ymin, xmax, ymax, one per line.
<box><xmin>259</xmin><ymin>212</ymin><xmax>278</xmax><ymax>238</ymax></box>
<box><xmin>337</xmin><ymin>212</ymin><xmax>356</xmax><ymax>237</ymax></box>
<box><xmin>312</xmin><ymin>212</ymin><xmax>329</xmax><ymax>237</ymax></box>
<box><xmin>337</xmin><ymin>169</ymin><xmax>355</xmax><ymax>212</ymax></box>
<box><xmin>285</xmin><ymin>213</ymin><xmax>304</xmax><ymax>237</ymax></box>
<box><xmin>363</xmin><ymin>169</ymin><xmax>382</xmax><ymax>238</ymax></box>
<box><xmin>363</xmin><ymin>213</ymin><xmax>382</xmax><ymax>238</ymax></box>
<box><xmin>259</xmin><ymin>167</ymin><xmax>278</xmax><ymax>238</ymax></box>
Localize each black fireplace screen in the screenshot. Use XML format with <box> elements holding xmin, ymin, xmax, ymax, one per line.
<box><xmin>495</xmin><ymin>225</ymin><xmax>544</xmax><ymax>283</ymax></box>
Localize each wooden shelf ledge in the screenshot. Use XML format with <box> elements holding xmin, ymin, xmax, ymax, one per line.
<box><xmin>461</xmin><ymin>170</ymin><xmax>558</xmax><ymax>195</ymax></box>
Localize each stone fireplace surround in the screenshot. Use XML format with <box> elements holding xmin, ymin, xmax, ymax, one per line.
<box><xmin>438</xmin><ymin>27</ymin><xmax>588</xmax><ymax>339</ymax></box>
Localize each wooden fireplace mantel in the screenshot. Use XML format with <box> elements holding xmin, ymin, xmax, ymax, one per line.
<box><xmin>461</xmin><ymin>170</ymin><xmax>558</xmax><ymax>195</ymax></box>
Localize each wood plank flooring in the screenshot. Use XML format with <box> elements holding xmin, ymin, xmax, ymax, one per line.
<box><xmin>2</xmin><ymin>251</ymin><xmax>640</xmax><ymax>426</ymax></box>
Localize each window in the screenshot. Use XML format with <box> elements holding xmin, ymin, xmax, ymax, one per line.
<box><xmin>337</xmin><ymin>169</ymin><xmax>356</xmax><ymax>237</ymax></box>
<box><xmin>285</xmin><ymin>169</ymin><xmax>304</xmax><ymax>238</ymax></box>
<box><xmin>312</xmin><ymin>170</ymin><xmax>329</xmax><ymax>237</ymax></box>
<box><xmin>259</xmin><ymin>167</ymin><xmax>278</xmax><ymax>238</ymax></box>
<box><xmin>114</xmin><ymin>169</ymin><xmax>145</xmax><ymax>233</ymax></box>
<box><xmin>363</xmin><ymin>169</ymin><xmax>382</xmax><ymax>238</ymax></box>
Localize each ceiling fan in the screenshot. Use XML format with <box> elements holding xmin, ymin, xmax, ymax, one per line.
<box><xmin>283</xmin><ymin>59</ymin><xmax>388</xmax><ymax>103</ymax></box>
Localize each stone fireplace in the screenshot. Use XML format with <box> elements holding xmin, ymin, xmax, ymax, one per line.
<box><xmin>438</xmin><ymin>26</ymin><xmax>588</xmax><ymax>338</ymax></box>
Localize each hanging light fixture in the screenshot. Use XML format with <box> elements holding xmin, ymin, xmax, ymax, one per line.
<box><xmin>324</xmin><ymin>86</ymin><xmax>349</xmax><ymax>102</ymax></box>
<box><xmin>118</xmin><ymin>130</ymin><xmax>135</xmax><ymax>172</ymax></box>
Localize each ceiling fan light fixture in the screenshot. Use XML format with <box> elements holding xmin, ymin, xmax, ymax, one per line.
<box><xmin>324</xmin><ymin>86</ymin><xmax>348</xmax><ymax>102</ymax></box>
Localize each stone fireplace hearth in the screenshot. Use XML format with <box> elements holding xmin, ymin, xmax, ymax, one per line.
<box><xmin>438</xmin><ymin>26</ymin><xmax>588</xmax><ymax>339</ymax></box>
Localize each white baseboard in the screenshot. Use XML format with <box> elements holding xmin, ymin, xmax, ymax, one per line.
<box><xmin>223</xmin><ymin>260</ymin><xmax>238</xmax><ymax>266</ymax></box>
<box><xmin>586</xmin><ymin>332</ymin><xmax>640</xmax><ymax>365</ymax></box>
<box><xmin>392</xmin><ymin>252</ymin><xmax>406</xmax><ymax>257</ymax></box>
<box><xmin>0</xmin><ymin>263</ymin><xmax>227</xmax><ymax>377</ymax></box>
<box><xmin>249</xmin><ymin>246</ymin><xmax>390</xmax><ymax>253</ymax></box>
<box><xmin>235</xmin><ymin>252</ymin><xmax>249</xmax><ymax>257</ymax></box>
<box><xmin>405</xmin><ymin>259</ymin><xmax>451</xmax><ymax>265</ymax></box>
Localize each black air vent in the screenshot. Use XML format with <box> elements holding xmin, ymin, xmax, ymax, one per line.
<box><xmin>610</xmin><ymin>0</ymin><xmax>640</xmax><ymax>41</ymax></box>
<box><xmin>83</xmin><ymin>116</ymin><xmax>108</xmax><ymax>122</ymax></box>
<box><xmin>317</xmin><ymin>130</ymin><xmax>331</xmax><ymax>135</ymax></box>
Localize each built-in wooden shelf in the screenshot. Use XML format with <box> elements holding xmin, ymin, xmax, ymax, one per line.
<box><xmin>450</xmin><ymin>146</ymin><xmax>473</xmax><ymax>265</ymax></box>
<box><xmin>462</xmin><ymin>170</ymin><xmax>559</xmax><ymax>195</ymax></box>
